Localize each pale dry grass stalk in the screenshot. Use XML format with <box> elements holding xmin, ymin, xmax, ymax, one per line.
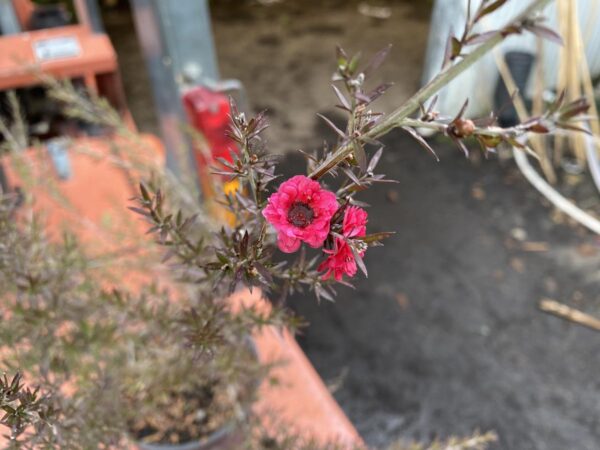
<box><xmin>539</xmin><ymin>298</ymin><xmax>600</xmax><ymax>331</ymax></box>
<box><xmin>532</xmin><ymin>37</ymin><xmax>557</xmax><ymax>182</ymax></box>
<box><xmin>553</xmin><ymin>0</ymin><xmax>600</xmax><ymax>167</ymax></box>
<box><xmin>386</xmin><ymin>430</ymin><xmax>497</xmax><ymax>450</ymax></box>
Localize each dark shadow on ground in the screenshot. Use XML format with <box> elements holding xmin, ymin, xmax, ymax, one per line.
<box><xmin>283</xmin><ymin>127</ymin><xmax>600</xmax><ymax>450</ymax></box>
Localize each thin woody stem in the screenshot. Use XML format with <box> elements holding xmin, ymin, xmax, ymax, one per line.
<box><xmin>401</xmin><ymin>118</ymin><xmax>529</xmax><ymax>138</ymax></box>
<box><xmin>309</xmin><ymin>0</ymin><xmax>554</xmax><ymax>179</ymax></box>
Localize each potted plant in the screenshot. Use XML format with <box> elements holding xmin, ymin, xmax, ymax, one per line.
<box><xmin>0</xmin><ymin>186</ymin><xmax>279</xmax><ymax>449</ymax></box>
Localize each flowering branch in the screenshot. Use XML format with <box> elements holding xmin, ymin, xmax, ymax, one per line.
<box><xmin>308</xmin><ymin>0</ymin><xmax>555</xmax><ymax>179</ymax></box>
<box><xmin>132</xmin><ymin>0</ymin><xmax>589</xmax><ymax>304</ymax></box>
<box><xmin>401</xmin><ymin>93</ymin><xmax>590</xmax><ymax>157</ymax></box>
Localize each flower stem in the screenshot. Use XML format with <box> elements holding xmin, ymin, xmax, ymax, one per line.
<box><xmin>400</xmin><ymin>118</ymin><xmax>524</xmax><ymax>138</ymax></box>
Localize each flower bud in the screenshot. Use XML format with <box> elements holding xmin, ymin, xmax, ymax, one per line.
<box><xmin>449</xmin><ymin>118</ymin><xmax>475</xmax><ymax>138</ymax></box>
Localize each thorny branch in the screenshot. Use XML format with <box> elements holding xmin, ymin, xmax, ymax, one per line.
<box><xmin>308</xmin><ymin>0</ymin><xmax>560</xmax><ymax>180</ymax></box>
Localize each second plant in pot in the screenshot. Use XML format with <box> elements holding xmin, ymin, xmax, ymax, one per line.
<box><xmin>0</xmin><ymin>190</ymin><xmax>285</xmax><ymax>449</ymax></box>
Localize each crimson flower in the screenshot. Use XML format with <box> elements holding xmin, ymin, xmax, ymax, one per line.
<box><xmin>343</xmin><ymin>206</ymin><xmax>368</xmax><ymax>238</ymax></box>
<box><xmin>319</xmin><ymin>206</ymin><xmax>368</xmax><ymax>281</ymax></box>
<box><xmin>262</xmin><ymin>175</ymin><xmax>338</xmax><ymax>253</ymax></box>
<box><xmin>318</xmin><ymin>239</ymin><xmax>361</xmax><ymax>281</ymax></box>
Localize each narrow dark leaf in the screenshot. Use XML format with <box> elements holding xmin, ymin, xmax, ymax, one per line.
<box><xmin>363</xmin><ymin>44</ymin><xmax>392</xmax><ymax>75</ymax></box>
<box><xmin>366</xmin><ymin>82</ymin><xmax>394</xmax><ymax>104</ymax></box>
<box><xmin>525</xmin><ymin>123</ymin><xmax>550</xmax><ymax>133</ymax></box>
<box><xmin>335</xmin><ymin>104</ymin><xmax>352</xmax><ymax>113</ymax></box>
<box><xmin>331</xmin><ymin>84</ymin><xmax>351</xmax><ymax>111</ymax></box>
<box><xmin>347</xmin><ymin>184</ymin><xmax>369</xmax><ymax>193</ymax></box>
<box><xmin>299</xmin><ymin>149</ymin><xmax>317</xmax><ymax>164</ymax></box>
<box><xmin>557</xmin><ymin>122</ymin><xmax>592</xmax><ymax>135</ymax></box>
<box><xmin>508</xmin><ymin>139</ymin><xmax>540</xmax><ymax>159</ymax></box>
<box><xmin>181</xmin><ymin>214</ymin><xmax>198</xmax><ymax>232</ymax></box>
<box><xmin>475</xmin><ymin>0</ymin><xmax>507</xmax><ymax>21</ymax></box>
<box><xmin>555</xmin><ymin>90</ymin><xmax>566</xmax><ymax>109</ymax></box>
<box><xmin>464</xmin><ymin>0</ymin><xmax>472</xmax><ymax>38</ymax></box>
<box><xmin>402</xmin><ymin>127</ymin><xmax>440</xmax><ymax>161</ymax></box>
<box><xmin>357</xmin><ymin>231</ymin><xmax>396</xmax><ymax>245</ymax></box>
<box><xmin>139</xmin><ymin>183</ymin><xmax>151</xmax><ymax>202</ymax></box>
<box><xmin>159</xmin><ymin>227</ymin><xmax>168</xmax><ymax>244</ymax></box>
<box><xmin>215</xmin><ymin>157</ymin><xmax>235</xmax><ymax>169</ymax></box>
<box><xmin>355</xmin><ymin>92</ymin><xmax>372</xmax><ymax>104</ymax></box>
<box><xmin>127</xmin><ymin>206</ymin><xmax>150</xmax><ymax>217</ymax></box>
<box><xmin>145</xmin><ymin>225</ymin><xmax>160</xmax><ymax>235</ymax></box>
<box><xmin>367</xmin><ymin>147</ymin><xmax>384</xmax><ymax>173</ymax></box>
<box><xmin>369</xmin><ymin>175</ymin><xmax>398</xmax><ymax>184</ymax></box>
<box><xmin>442</xmin><ymin>30</ymin><xmax>454</xmax><ymax>68</ymax></box>
<box><xmin>349</xmin><ymin>198</ymin><xmax>370</xmax><ymax>207</ymax></box>
<box><xmin>560</xmin><ymin>98</ymin><xmax>590</xmax><ymax>120</ymax></box>
<box><xmin>316</xmin><ymin>113</ymin><xmax>347</xmax><ymax>139</ymax></box>
<box><xmin>315</xmin><ymin>284</ymin><xmax>335</xmax><ymax>302</ymax></box>
<box><xmin>361</xmin><ymin>135</ymin><xmax>382</xmax><ymax>147</ymax></box>
<box><xmin>525</xmin><ymin>23</ymin><xmax>563</xmax><ymax>45</ymax></box>
<box><xmin>162</xmin><ymin>248</ymin><xmax>177</xmax><ymax>263</ymax></box>
<box><xmin>232</xmin><ymin>267</ymin><xmax>245</xmax><ymax>292</ymax></box>
<box><xmin>240</xmin><ymin>230</ymin><xmax>249</xmax><ymax>258</ymax></box>
<box><xmin>348</xmin><ymin>52</ymin><xmax>361</xmax><ymax>74</ymax></box>
<box><xmin>211</xmin><ymin>170</ymin><xmax>237</xmax><ymax>178</ymax></box>
<box><xmin>454</xmin><ymin>137</ymin><xmax>470</xmax><ymax>158</ymax></box>
<box><xmin>451</xmin><ymin>37</ymin><xmax>462</xmax><ymax>58</ymax></box>
<box><xmin>353</xmin><ymin>140</ymin><xmax>368</xmax><ymax>172</ymax></box>
<box><xmin>455</xmin><ymin>98</ymin><xmax>469</xmax><ymax>120</ymax></box>
<box><xmin>350</xmin><ymin>245</ymin><xmax>368</xmax><ymax>277</ymax></box>
<box><xmin>254</xmin><ymin>263</ymin><xmax>273</xmax><ymax>285</ymax></box>
<box><xmin>342</xmin><ymin>167</ymin><xmax>363</xmax><ymax>186</ymax></box>
<box><xmin>465</xmin><ymin>30</ymin><xmax>498</xmax><ymax>45</ymax></box>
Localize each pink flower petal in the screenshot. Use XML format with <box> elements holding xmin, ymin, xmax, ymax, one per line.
<box><xmin>263</xmin><ymin>175</ymin><xmax>339</xmax><ymax>253</ymax></box>
<box><xmin>278</xmin><ymin>234</ymin><xmax>301</xmax><ymax>253</ymax></box>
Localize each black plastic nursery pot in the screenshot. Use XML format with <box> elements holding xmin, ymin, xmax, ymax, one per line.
<box><xmin>135</xmin><ymin>423</ymin><xmax>244</xmax><ymax>450</ymax></box>
<box><xmin>132</xmin><ymin>338</ymin><xmax>259</xmax><ymax>450</ymax></box>
<box><xmin>130</xmin><ymin>386</ymin><xmax>252</xmax><ymax>450</ymax></box>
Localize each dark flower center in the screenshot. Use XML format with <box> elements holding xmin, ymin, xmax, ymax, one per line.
<box><xmin>287</xmin><ymin>202</ymin><xmax>314</xmax><ymax>228</ymax></box>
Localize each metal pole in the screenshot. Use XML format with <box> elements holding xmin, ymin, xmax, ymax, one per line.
<box><xmin>0</xmin><ymin>0</ymin><xmax>21</xmax><ymax>35</ymax></box>
<box><xmin>129</xmin><ymin>0</ymin><xmax>195</xmax><ymax>175</ymax></box>
<box><xmin>153</xmin><ymin>0</ymin><xmax>220</xmax><ymax>86</ymax></box>
<box><xmin>73</xmin><ymin>0</ymin><xmax>104</xmax><ymax>33</ymax></box>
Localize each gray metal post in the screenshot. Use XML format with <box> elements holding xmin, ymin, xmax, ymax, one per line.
<box><xmin>129</xmin><ymin>0</ymin><xmax>196</xmax><ymax>175</ymax></box>
<box><xmin>153</xmin><ymin>0</ymin><xmax>220</xmax><ymax>86</ymax></box>
<box><xmin>0</xmin><ymin>0</ymin><xmax>21</xmax><ymax>35</ymax></box>
<box><xmin>74</xmin><ymin>0</ymin><xmax>105</xmax><ymax>33</ymax></box>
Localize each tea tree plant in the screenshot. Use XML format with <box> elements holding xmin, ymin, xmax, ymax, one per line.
<box><xmin>0</xmin><ymin>196</ymin><xmax>274</xmax><ymax>448</ymax></box>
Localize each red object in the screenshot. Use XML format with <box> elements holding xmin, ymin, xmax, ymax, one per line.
<box><xmin>182</xmin><ymin>87</ymin><xmax>238</xmax><ymax>171</ymax></box>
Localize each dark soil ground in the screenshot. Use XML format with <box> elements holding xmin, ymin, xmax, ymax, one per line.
<box><xmin>283</xmin><ymin>134</ymin><xmax>600</xmax><ymax>450</ymax></box>
<box><xmin>103</xmin><ymin>1</ymin><xmax>600</xmax><ymax>449</ymax></box>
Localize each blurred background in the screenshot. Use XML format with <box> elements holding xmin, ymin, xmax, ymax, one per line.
<box><xmin>2</xmin><ymin>1</ymin><xmax>600</xmax><ymax>449</ymax></box>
